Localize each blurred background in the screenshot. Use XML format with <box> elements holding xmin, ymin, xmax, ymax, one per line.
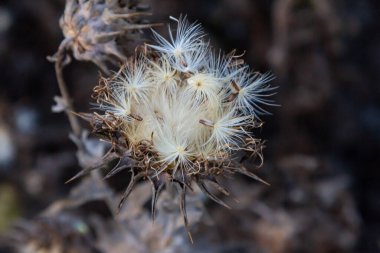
<box><xmin>0</xmin><ymin>0</ymin><xmax>379</xmax><ymax>252</ymax></box>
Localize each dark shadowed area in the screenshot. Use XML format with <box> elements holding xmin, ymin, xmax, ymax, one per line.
<box><xmin>0</xmin><ymin>0</ymin><xmax>379</xmax><ymax>252</ymax></box>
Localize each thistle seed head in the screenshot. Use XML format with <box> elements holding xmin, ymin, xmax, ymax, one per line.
<box><xmin>75</xmin><ymin>15</ymin><xmax>275</xmax><ymax>229</ymax></box>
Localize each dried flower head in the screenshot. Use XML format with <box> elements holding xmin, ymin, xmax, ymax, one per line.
<box><xmin>74</xmin><ymin>15</ymin><xmax>276</xmax><ymax>232</ymax></box>
<box><xmin>56</xmin><ymin>0</ymin><xmax>158</xmax><ymax>73</ymax></box>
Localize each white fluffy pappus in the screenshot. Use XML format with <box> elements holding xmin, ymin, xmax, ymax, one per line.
<box><xmin>112</xmin><ymin>57</ymin><xmax>153</xmax><ymax>105</ymax></box>
<box><xmin>148</xmin><ymin>56</ymin><xmax>178</xmax><ymax>94</ymax></box>
<box><xmin>206</xmin><ymin>110</ymin><xmax>252</xmax><ymax>151</ymax></box>
<box><xmin>228</xmin><ymin>69</ymin><xmax>277</xmax><ymax>120</ymax></box>
<box><xmin>147</xmin><ymin>15</ymin><xmax>206</xmax><ymax>60</ymax></box>
<box><xmin>94</xmin><ymin>15</ymin><xmax>275</xmax><ymax>178</ymax></box>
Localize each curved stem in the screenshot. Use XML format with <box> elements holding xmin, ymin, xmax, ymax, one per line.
<box><xmin>54</xmin><ymin>55</ymin><xmax>81</xmax><ymax>137</ymax></box>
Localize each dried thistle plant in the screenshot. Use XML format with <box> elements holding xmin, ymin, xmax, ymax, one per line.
<box><xmin>73</xmin><ymin>15</ymin><xmax>276</xmax><ymax>236</ymax></box>
<box><xmin>56</xmin><ymin>0</ymin><xmax>158</xmax><ymax>74</ymax></box>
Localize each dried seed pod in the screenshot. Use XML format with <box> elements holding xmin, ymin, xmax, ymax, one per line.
<box><xmin>56</xmin><ymin>0</ymin><xmax>158</xmax><ymax>74</ymax></box>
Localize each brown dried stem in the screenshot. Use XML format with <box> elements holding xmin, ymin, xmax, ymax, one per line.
<box><xmin>54</xmin><ymin>52</ymin><xmax>81</xmax><ymax>137</ymax></box>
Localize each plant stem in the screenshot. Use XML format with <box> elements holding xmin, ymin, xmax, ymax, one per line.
<box><xmin>54</xmin><ymin>56</ymin><xmax>81</xmax><ymax>137</ymax></box>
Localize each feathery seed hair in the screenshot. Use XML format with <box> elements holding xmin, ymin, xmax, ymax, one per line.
<box><xmin>74</xmin><ymin>15</ymin><xmax>276</xmax><ymax>236</ymax></box>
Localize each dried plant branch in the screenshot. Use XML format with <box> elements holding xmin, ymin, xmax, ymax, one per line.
<box><xmin>47</xmin><ymin>0</ymin><xmax>160</xmax><ymax>218</ymax></box>
<box><xmin>53</xmin><ymin>50</ymin><xmax>81</xmax><ymax>137</ymax></box>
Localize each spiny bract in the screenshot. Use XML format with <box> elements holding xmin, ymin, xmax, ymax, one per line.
<box><xmin>75</xmin><ymin>15</ymin><xmax>275</xmax><ymax>230</ymax></box>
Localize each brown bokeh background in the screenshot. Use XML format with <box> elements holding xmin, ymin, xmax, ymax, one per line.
<box><xmin>0</xmin><ymin>0</ymin><xmax>379</xmax><ymax>252</ymax></box>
